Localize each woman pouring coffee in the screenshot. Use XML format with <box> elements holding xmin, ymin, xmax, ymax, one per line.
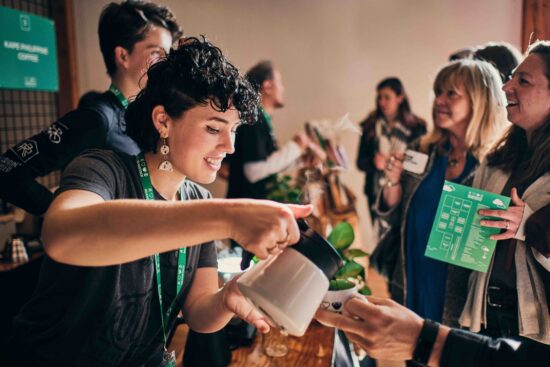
<box><xmin>6</xmin><ymin>37</ymin><xmax>312</xmax><ymax>366</ymax></box>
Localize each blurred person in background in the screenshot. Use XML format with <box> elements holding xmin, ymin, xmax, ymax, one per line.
<box><xmin>448</xmin><ymin>47</ymin><xmax>475</xmax><ymax>61</ymax></box>
<box><xmin>474</xmin><ymin>41</ymin><xmax>522</xmax><ymax>83</ymax></box>
<box><xmin>0</xmin><ymin>0</ymin><xmax>182</xmax><ymax>216</ymax></box>
<box><xmin>356</xmin><ymin>77</ymin><xmax>426</xmax><ymax>224</ymax></box>
<box><xmin>225</xmin><ymin>60</ymin><xmax>318</xmax><ymax>269</ymax></box>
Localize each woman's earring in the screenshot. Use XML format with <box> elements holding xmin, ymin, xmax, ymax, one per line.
<box><xmin>158</xmin><ymin>137</ymin><xmax>173</xmax><ymax>172</ymax></box>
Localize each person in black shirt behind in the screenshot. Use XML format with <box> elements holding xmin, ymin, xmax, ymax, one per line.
<box><xmin>6</xmin><ymin>37</ymin><xmax>313</xmax><ymax>366</ymax></box>
<box><xmin>0</xmin><ymin>1</ymin><xmax>182</xmax><ymax>216</ymax></box>
<box><xmin>225</xmin><ymin>61</ymin><xmax>317</xmax><ymax>269</ymax></box>
<box><xmin>225</xmin><ymin>60</ymin><xmax>312</xmax><ymax>201</ymax></box>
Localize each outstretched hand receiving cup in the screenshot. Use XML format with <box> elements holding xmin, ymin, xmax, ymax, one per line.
<box><xmin>315</xmin><ymin>296</ymin><xmax>424</xmax><ymax>361</ymax></box>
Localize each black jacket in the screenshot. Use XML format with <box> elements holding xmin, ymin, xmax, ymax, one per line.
<box><xmin>441</xmin><ymin>328</ymin><xmax>550</xmax><ymax>367</ymax></box>
<box><xmin>0</xmin><ymin>91</ymin><xmax>139</xmax><ymax>215</ymax></box>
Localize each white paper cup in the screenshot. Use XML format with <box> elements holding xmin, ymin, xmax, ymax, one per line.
<box><xmin>320</xmin><ymin>286</ymin><xmax>359</xmax><ymax>313</ymax></box>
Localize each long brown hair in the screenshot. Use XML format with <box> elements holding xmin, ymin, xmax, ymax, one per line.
<box><xmin>486</xmin><ymin>41</ymin><xmax>550</xmax><ymax>187</ymax></box>
<box><xmin>361</xmin><ymin>77</ymin><xmax>425</xmax><ymax>140</ymax></box>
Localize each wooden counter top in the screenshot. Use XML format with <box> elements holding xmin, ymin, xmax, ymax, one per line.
<box><xmin>229</xmin><ymin>321</ymin><xmax>335</xmax><ymax>367</ymax></box>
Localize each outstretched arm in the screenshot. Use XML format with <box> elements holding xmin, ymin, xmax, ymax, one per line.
<box><xmin>315</xmin><ymin>296</ymin><xmax>439</xmax><ymax>363</ymax></box>
<box><xmin>42</xmin><ymin>189</ymin><xmax>312</xmax><ymax>266</ymax></box>
<box><xmin>315</xmin><ymin>296</ymin><xmax>546</xmax><ymax>367</ymax></box>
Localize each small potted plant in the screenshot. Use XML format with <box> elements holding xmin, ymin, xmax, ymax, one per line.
<box><xmin>265</xmin><ymin>174</ymin><xmax>370</xmax><ymax>312</ymax></box>
<box><xmin>321</xmin><ymin>221</ymin><xmax>371</xmax><ymax>312</ymax></box>
<box><xmin>265</xmin><ymin>175</ymin><xmax>301</xmax><ymax>204</ymax></box>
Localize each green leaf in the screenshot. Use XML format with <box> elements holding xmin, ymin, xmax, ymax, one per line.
<box><xmin>358</xmin><ymin>285</ymin><xmax>372</xmax><ymax>295</ymax></box>
<box><xmin>344</xmin><ymin>249</ymin><xmax>369</xmax><ymax>259</ymax></box>
<box><xmin>328</xmin><ymin>222</ymin><xmax>355</xmax><ymax>250</ymax></box>
<box><xmin>287</xmin><ymin>189</ymin><xmax>302</xmax><ymax>204</ymax></box>
<box><xmin>329</xmin><ymin>279</ymin><xmax>356</xmax><ymax>291</ymax></box>
<box><xmin>335</xmin><ymin>261</ymin><xmax>363</xmax><ymax>278</ymax></box>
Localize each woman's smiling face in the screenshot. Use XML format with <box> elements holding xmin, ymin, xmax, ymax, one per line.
<box><xmin>164</xmin><ymin>103</ymin><xmax>240</xmax><ymax>184</ymax></box>
<box><xmin>433</xmin><ymin>81</ymin><xmax>472</xmax><ymax>137</ymax></box>
<box><xmin>503</xmin><ymin>53</ymin><xmax>550</xmax><ymax>133</ymax></box>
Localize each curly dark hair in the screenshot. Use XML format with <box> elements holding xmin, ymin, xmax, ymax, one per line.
<box><xmin>99</xmin><ymin>1</ymin><xmax>183</xmax><ymax>77</ymax></box>
<box><xmin>125</xmin><ymin>36</ymin><xmax>259</xmax><ymax>153</ymax></box>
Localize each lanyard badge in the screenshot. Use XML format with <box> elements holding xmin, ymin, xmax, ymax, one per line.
<box><xmin>108</xmin><ymin>84</ymin><xmax>129</xmax><ymax>109</ymax></box>
<box><xmin>161</xmin><ymin>349</ymin><xmax>176</xmax><ymax>367</ymax></box>
<box><xmin>136</xmin><ymin>154</ymin><xmax>187</xmax><ymax>365</ymax></box>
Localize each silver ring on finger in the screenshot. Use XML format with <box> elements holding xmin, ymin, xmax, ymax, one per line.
<box><xmin>505</xmin><ymin>220</ymin><xmax>510</xmax><ymax>230</ymax></box>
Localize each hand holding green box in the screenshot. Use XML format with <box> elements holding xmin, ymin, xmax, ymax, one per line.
<box><xmin>425</xmin><ymin>181</ymin><xmax>511</xmax><ymax>273</ymax></box>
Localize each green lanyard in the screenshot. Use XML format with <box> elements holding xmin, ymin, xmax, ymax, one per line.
<box><xmin>136</xmin><ymin>153</ymin><xmax>187</xmax><ymax>347</ymax></box>
<box><xmin>260</xmin><ymin>107</ymin><xmax>273</xmax><ymax>131</ymax></box>
<box><xmin>109</xmin><ymin>84</ymin><xmax>129</xmax><ymax>109</ymax></box>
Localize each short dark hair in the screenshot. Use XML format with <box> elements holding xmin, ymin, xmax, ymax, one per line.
<box><xmin>448</xmin><ymin>47</ymin><xmax>475</xmax><ymax>61</ymax></box>
<box><xmin>245</xmin><ymin>60</ymin><xmax>274</xmax><ymax>92</ymax></box>
<box><xmin>125</xmin><ymin>37</ymin><xmax>259</xmax><ymax>153</ymax></box>
<box><xmin>474</xmin><ymin>42</ymin><xmax>521</xmax><ymax>82</ymax></box>
<box><xmin>98</xmin><ymin>1</ymin><xmax>183</xmax><ymax>77</ymax></box>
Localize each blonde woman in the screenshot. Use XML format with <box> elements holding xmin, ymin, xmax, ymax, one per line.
<box><xmin>375</xmin><ymin>59</ymin><xmax>508</xmax><ymax>326</ymax></box>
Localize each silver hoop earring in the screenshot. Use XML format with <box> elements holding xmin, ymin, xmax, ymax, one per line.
<box><xmin>158</xmin><ymin>137</ymin><xmax>173</xmax><ymax>172</ymax></box>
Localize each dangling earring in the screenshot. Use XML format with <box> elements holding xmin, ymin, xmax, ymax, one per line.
<box><xmin>158</xmin><ymin>137</ymin><xmax>173</xmax><ymax>172</ymax></box>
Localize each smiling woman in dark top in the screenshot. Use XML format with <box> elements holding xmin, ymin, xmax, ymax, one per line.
<box><xmin>460</xmin><ymin>40</ymin><xmax>550</xmax><ymax>346</ymax></box>
<box><xmin>6</xmin><ymin>37</ymin><xmax>312</xmax><ymax>367</ymax></box>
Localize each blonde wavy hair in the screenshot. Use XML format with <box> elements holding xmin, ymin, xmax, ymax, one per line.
<box><xmin>420</xmin><ymin>59</ymin><xmax>509</xmax><ymax>160</ymax></box>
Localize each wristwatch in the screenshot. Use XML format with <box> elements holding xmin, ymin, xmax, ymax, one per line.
<box><xmin>410</xmin><ymin>319</ymin><xmax>440</xmax><ymax>366</ymax></box>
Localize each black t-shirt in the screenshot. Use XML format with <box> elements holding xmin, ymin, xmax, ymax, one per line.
<box><xmin>226</xmin><ymin>110</ymin><xmax>278</xmax><ymax>200</ymax></box>
<box><xmin>11</xmin><ymin>150</ymin><xmax>217</xmax><ymax>366</ymax></box>
<box><xmin>0</xmin><ymin>91</ymin><xmax>140</xmax><ymax>215</ymax></box>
